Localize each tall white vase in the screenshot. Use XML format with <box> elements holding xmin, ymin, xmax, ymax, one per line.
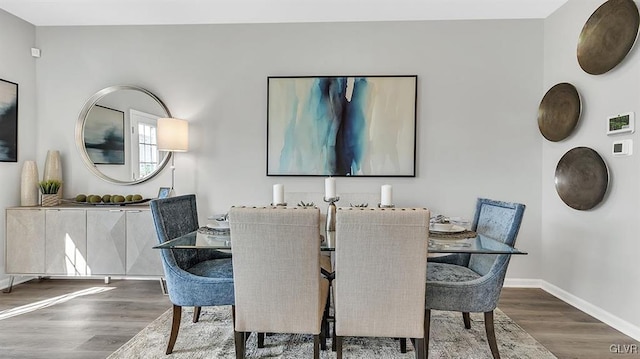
<box><xmin>21</xmin><ymin>160</ymin><xmax>40</xmax><ymax>206</ymax></box>
<box><xmin>43</xmin><ymin>150</ymin><xmax>63</xmax><ymax>198</ymax></box>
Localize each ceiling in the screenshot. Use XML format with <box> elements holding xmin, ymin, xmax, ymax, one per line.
<box><xmin>0</xmin><ymin>0</ymin><xmax>568</xmax><ymax>26</ymax></box>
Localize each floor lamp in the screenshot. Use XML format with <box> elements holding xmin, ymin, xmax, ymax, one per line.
<box><xmin>157</xmin><ymin>118</ymin><xmax>189</xmax><ymax>197</ymax></box>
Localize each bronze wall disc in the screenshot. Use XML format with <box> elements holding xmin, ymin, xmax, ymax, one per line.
<box><xmin>537</xmin><ymin>83</ymin><xmax>581</xmax><ymax>142</ymax></box>
<box><xmin>577</xmin><ymin>0</ymin><xmax>640</xmax><ymax>75</ymax></box>
<box><xmin>555</xmin><ymin>147</ymin><xmax>609</xmax><ymax>210</ymax></box>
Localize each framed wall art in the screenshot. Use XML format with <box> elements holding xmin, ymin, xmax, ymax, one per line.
<box><xmin>0</xmin><ymin>78</ymin><xmax>18</xmax><ymax>162</ymax></box>
<box><xmin>157</xmin><ymin>187</ymin><xmax>171</xmax><ymax>199</ymax></box>
<box><xmin>84</xmin><ymin>104</ymin><xmax>125</xmax><ymax>165</ymax></box>
<box><xmin>267</xmin><ymin>75</ymin><xmax>417</xmax><ymax>177</ymax></box>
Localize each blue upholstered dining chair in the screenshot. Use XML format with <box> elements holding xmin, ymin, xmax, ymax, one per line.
<box><xmin>150</xmin><ymin>194</ymin><xmax>234</xmax><ymax>355</ymax></box>
<box><xmin>425</xmin><ymin>198</ymin><xmax>525</xmax><ymax>359</ymax></box>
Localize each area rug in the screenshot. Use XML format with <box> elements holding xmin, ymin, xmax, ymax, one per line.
<box><xmin>108</xmin><ymin>307</ymin><xmax>556</xmax><ymax>358</ymax></box>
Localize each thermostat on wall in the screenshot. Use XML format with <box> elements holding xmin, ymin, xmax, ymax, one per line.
<box><xmin>612</xmin><ymin>139</ymin><xmax>632</xmax><ymax>156</ymax></box>
<box><xmin>607</xmin><ymin>112</ymin><xmax>634</xmax><ymax>135</ymax></box>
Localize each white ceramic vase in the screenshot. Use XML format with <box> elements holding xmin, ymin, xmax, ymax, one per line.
<box><xmin>43</xmin><ymin>150</ymin><xmax>63</xmax><ymax>198</ymax></box>
<box><xmin>21</xmin><ymin>160</ymin><xmax>39</xmax><ymax>206</ymax></box>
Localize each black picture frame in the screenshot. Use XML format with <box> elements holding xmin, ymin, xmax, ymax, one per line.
<box><xmin>267</xmin><ymin>75</ymin><xmax>417</xmax><ymax>177</ymax></box>
<box><xmin>0</xmin><ymin>78</ymin><xmax>18</xmax><ymax>162</ymax></box>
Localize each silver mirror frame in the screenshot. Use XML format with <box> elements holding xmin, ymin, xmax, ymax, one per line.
<box><xmin>75</xmin><ymin>85</ymin><xmax>173</xmax><ymax>185</ymax></box>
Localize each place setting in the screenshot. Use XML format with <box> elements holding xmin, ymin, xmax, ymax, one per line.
<box><xmin>429</xmin><ymin>215</ymin><xmax>475</xmax><ymax>248</ymax></box>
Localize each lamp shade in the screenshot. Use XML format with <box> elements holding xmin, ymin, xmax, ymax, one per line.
<box><xmin>157</xmin><ymin>118</ymin><xmax>189</xmax><ymax>152</ymax></box>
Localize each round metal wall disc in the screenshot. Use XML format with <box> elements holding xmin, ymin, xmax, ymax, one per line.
<box><xmin>577</xmin><ymin>0</ymin><xmax>640</xmax><ymax>75</ymax></box>
<box><xmin>555</xmin><ymin>147</ymin><xmax>609</xmax><ymax>211</ymax></box>
<box><xmin>537</xmin><ymin>83</ymin><xmax>581</xmax><ymax>142</ymax></box>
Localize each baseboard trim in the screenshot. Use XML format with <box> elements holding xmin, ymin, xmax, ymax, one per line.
<box><xmin>504</xmin><ymin>278</ymin><xmax>544</xmax><ymax>288</ymax></box>
<box><xmin>503</xmin><ymin>278</ymin><xmax>640</xmax><ymax>342</ymax></box>
<box><xmin>540</xmin><ymin>280</ymin><xmax>640</xmax><ymax>342</ymax></box>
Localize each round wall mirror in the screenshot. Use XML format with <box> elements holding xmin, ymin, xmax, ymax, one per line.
<box><xmin>75</xmin><ymin>85</ymin><xmax>172</xmax><ymax>185</ymax></box>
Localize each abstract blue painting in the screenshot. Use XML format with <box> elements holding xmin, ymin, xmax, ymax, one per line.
<box><xmin>0</xmin><ymin>79</ymin><xmax>18</xmax><ymax>162</ymax></box>
<box><xmin>267</xmin><ymin>76</ymin><xmax>417</xmax><ymax>176</ymax></box>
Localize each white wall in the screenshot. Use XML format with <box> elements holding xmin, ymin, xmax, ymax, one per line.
<box><xmin>0</xmin><ymin>9</ymin><xmax>37</xmax><ymax>286</ymax></box>
<box><xmin>543</xmin><ymin>0</ymin><xmax>640</xmax><ymax>338</ymax></box>
<box><xmin>33</xmin><ymin>20</ymin><xmax>544</xmax><ymax>280</ymax></box>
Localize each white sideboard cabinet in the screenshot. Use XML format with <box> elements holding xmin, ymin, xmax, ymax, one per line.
<box><xmin>5</xmin><ymin>205</ymin><xmax>163</xmax><ymax>285</ymax></box>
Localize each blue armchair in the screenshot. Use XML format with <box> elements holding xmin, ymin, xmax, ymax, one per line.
<box><xmin>150</xmin><ymin>194</ymin><xmax>234</xmax><ymax>354</ymax></box>
<box><xmin>425</xmin><ymin>198</ymin><xmax>525</xmax><ymax>359</ymax></box>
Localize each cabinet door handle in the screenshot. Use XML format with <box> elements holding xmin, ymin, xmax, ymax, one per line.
<box><xmin>128</xmin><ymin>210</ymin><xmax>142</xmax><ymax>213</ymax></box>
<box><xmin>109</xmin><ymin>209</ymin><xmax>124</xmax><ymax>212</ymax></box>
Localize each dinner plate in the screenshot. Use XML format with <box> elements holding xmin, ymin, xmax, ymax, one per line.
<box><xmin>207</xmin><ymin>221</ymin><xmax>230</xmax><ymax>229</ymax></box>
<box><xmin>429</xmin><ymin>224</ymin><xmax>466</xmax><ymax>233</ymax></box>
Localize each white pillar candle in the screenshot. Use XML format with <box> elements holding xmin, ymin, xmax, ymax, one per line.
<box><xmin>273</xmin><ymin>184</ymin><xmax>284</xmax><ymax>204</ymax></box>
<box><xmin>325</xmin><ymin>177</ymin><xmax>336</xmax><ymax>199</ymax></box>
<box><xmin>381</xmin><ymin>185</ymin><xmax>393</xmax><ymax>206</ymax></box>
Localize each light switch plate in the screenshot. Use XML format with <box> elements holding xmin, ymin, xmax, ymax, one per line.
<box><xmin>612</xmin><ymin>139</ymin><xmax>632</xmax><ymax>156</ymax></box>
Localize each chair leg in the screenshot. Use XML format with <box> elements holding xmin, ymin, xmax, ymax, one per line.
<box><xmin>400</xmin><ymin>338</ymin><xmax>407</xmax><ymax>353</ymax></box>
<box><xmin>166</xmin><ymin>304</ymin><xmax>182</xmax><ymax>355</ymax></box>
<box><xmin>320</xmin><ymin>328</ymin><xmax>327</xmax><ymax>351</ymax></box>
<box><xmin>413</xmin><ymin>337</ymin><xmax>425</xmax><ymax>359</ymax></box>
<box><xmin>322</xmin><ymin>292</ymin><xmax>330</xmax><ymax>350</ymax></box>
<box><xmin>336</xmin><ymin>336</ymin><xmax>343</xmax><ymax>359</ymax></box>
<box><xmin>463</xmin><ymin>312</ymin><xmax>471</xmax><ymax>329</ymax></box>
<box><xmin>313</xmin><ymin>334</ymin><xmax>320</xmax><ymax>359</ymax></box>
<box><xmin>257</xmin><ymin>332</ymin><xmax>265</xmax><ymax>348</ymax></box>
<box><xmin>193</xmin><ymin>306</ymin><xmax>202</xmax><ymax>323</ymax></box>
<box><xmin>234</xmin><ymin>331</ymin><xmax>246</xmax><ymax>359</ymax></box>
<box><xmin>232</xmin><ymin>305</ymin><xmax>245</xmax><ymax>359</ymax></box>
<box><xmin>484</xmin><ymin>311</ymin><xmax>501</xmax><ymax>359</ymax></box>
<box><xmin>425</xmin><ymin>309</ymin><xmax>431</xmax><ymax>358</ymax></box>
<box><xmin>332</xmin><ymin>317</ymin><xmax>337</xmax><ymax>351</ymax></box>
<box><xmin>320</xmin><ymin>296</ymin><xmax>329</xmax><ymax>351</ymax></box>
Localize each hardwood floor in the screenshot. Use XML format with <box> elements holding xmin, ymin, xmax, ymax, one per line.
<box><xmin>498</xmin><ymin>288</ymin><xmax>640</xmax><ymax>359</ymax></box>
<box><xmin>0</xmin><ymin>279</ymin><xmax>638</xmax><ymax>358</ymax></box>
<box><xmin>0</xmin><ymin>278</ymin><xmax>170</xmax><ymax>359</ymax></box>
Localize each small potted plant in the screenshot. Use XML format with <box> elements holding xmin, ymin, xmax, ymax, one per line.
<box><xmin>39</xmin><ymin>180</ymin><xmax>61</xmax><ymax>207</ymax></box>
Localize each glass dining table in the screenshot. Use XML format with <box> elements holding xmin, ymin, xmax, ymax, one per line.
<box><xmin>154</xmin><ymin>228</ymin><xmax>527</xmax><ymax>255</ymax></box>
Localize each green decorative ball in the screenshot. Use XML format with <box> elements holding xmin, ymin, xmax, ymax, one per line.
<box><xmin>75</xmin><ymin>194</ymin><xmax>87</xmax><ymax>202</ymax></box>
<box><xmin>102</xmin><ymin>194</ymin><xmax>111</xmax><ymax>203</ymax></box>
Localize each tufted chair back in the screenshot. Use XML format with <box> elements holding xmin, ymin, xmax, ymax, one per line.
<box><xmin>334</xmin><ymin>207</ymin><xmax>430</xmax><ymax>357</ymax></box>
<box><xmin>229</xmin><ymin>206</ymin><xmax>328</xmax><ymax>335</ymax></box>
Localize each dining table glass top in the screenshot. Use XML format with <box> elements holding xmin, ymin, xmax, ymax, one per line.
<box><xmin>154</xmin><ymin>229</ymin><xmax>527</xmax><ymax>255</ymax></box>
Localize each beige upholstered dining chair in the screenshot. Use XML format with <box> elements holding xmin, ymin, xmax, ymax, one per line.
<box><xmin>228</xmin><ymin>206</ymin><xmax>329</xmax><ymax>359</ymax></box>
<box><xmin>334</xmin><ymin>207</ymin><xmax>430</xmax><ymax>359</ymax></box>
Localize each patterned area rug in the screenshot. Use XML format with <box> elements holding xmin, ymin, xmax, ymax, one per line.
<box><xmin>108</xmin><ymin>306</ymin><xmax>556</xmax><ymax>358</ymax></box>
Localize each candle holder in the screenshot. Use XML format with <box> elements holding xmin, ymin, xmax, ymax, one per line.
<box><xmin>324</xmin><ymin>196</ymin><xmax>340</xmax><ymax>232</ymax></box>
<box><xmin>270</xmin><ymin>202</ymin><xmax>287</xmax><ymax>207</ymax></box>
<box><xmin>378</xmin><ymin>203</ymin><xmax>395</xmax><ymax>208</ymax></box>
